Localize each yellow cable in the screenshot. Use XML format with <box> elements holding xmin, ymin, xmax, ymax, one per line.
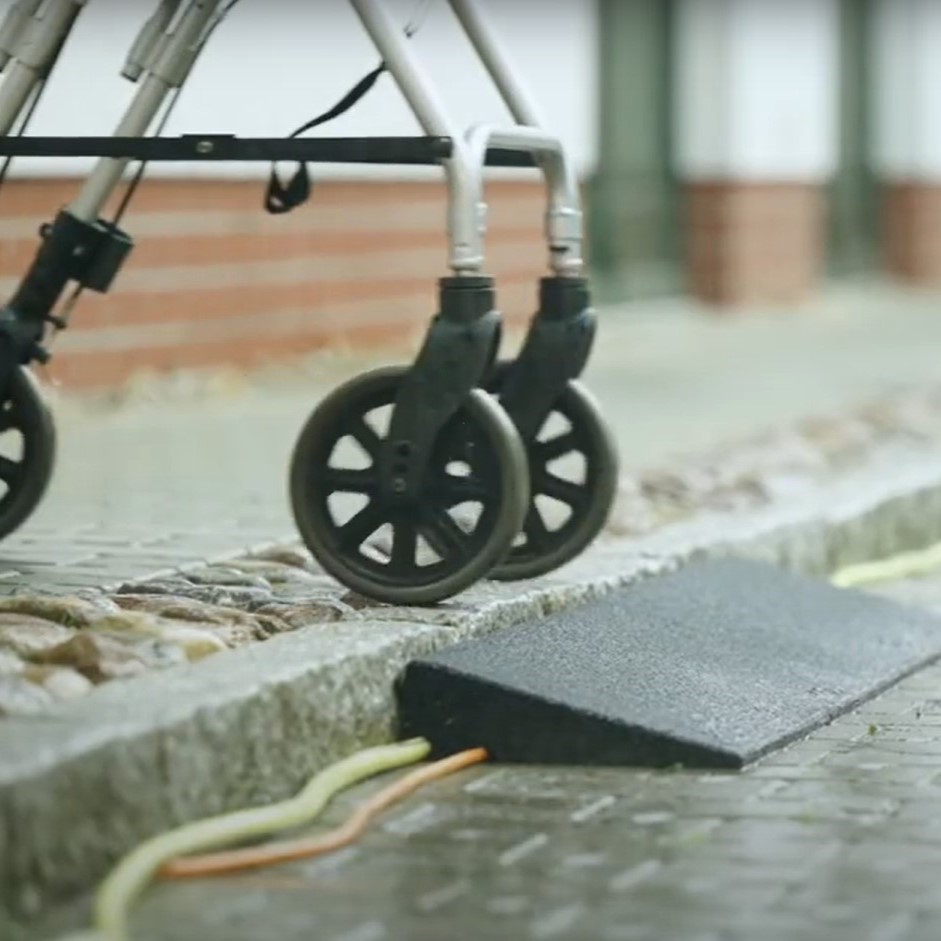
<box><xmin>161</xmin><ymin>747</ymin><xmax>488</xmax><ymax>878</ymax></box>
<box><xmin>78</xmin><ymin>737</ymin><xmax>431</xmax><ymax>941</ymax></box>
<box><xmin>830</xmin><ymin>539</ymin><xmax>941</xmax><ymax>589</ymax></box>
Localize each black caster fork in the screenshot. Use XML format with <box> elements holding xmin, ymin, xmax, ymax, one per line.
<box><xmin>485</xmin><ymin>276</ymin><xmax>619</xmax><ymax>581</ymax></box>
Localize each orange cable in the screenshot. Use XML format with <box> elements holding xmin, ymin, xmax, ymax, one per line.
<box><xmin>160</xmin><ymin>747</ymin><xmax>488</xmax><ymax>879</ymax></box>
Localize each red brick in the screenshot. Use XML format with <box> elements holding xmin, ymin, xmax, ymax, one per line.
<box><xmin>0</xmin><ymin>177</ymin><xmax>552</xmax><ymax>389</ymax></box>
<box><xmin>684</xmin><ymin>182</ymin><xmax>825</xmax><ymax>307</ymax></box>
<box><xmin>884</xmin><ymin>183</ymin><xmax>941</xmax><ymax>285</ymax></box>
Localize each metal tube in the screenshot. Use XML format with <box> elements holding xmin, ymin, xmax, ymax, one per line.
<box><xmin>448</xmin><ymin>0</ymin><xmax>584</xmax><ymax>276</ymax></box>
<box><xmin>67</xmin><ymin>0</ymin><xmax>224</xmax><ymax>222</ymax></box>
<box><xmin>349</xmin><ymin>0</ymin><xmax>484</xmax><ymax>274</ymax></box>
<box><xmin>122</xmin><ymin>0</ymin><xmax>184</xmax><ymax>81</ymax></box>
<box><xmin>446</xmin><ymin>0</ymin><xmax>544</xmax><ymax>128</ymax></box>
<box><xmin>465</xmin><ymin>123</ymin><xmax>583</xmax><ymax>276</ymax></box>
<box><xmin>0</xmin><ymin>0</ymin><xmax>43</xmax><ymax>72</ymax></box>
<box><xmin>0</xmin><ymin>0</ymin><xmax>85</xmax><ymax>135</ymax></box>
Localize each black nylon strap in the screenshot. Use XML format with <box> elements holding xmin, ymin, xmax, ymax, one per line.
<box><xmin>264</xmin><ymin>63</ymin><xmax>387</xmax><ymax>214</ymax></box>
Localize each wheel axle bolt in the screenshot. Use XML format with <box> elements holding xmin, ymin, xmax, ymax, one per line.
<box><xmin>392</xmin><ymin>477</ymin><xmax>407</xmax><ymax>493</ymax></box>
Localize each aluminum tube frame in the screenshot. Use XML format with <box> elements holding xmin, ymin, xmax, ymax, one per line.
<box><xmin>448</xmin><ymin>0</ymin><xmax>583</xmax><ymax>277</ymax></box>
<box><xmin>350</xmin><ymin>0</ymin><xmax>582</xmax><ymax>278</ymax></box>
<box><xmin>446</xmin><ymin>0</ymin><xmax>544</xmax><ymax>128</ymax></box>
<box><xmin>0</xmin><ymin>0</ymin><xmax>43</xmax><ymax>72</ymax></box>
<box><xmin>121</xmin><ymin>0</ymin><xmax>185</xmax><ymax>81</ymax></box>
<box><xmin>67</xmin><ymin>0</ymin><xmax>225</xmax><ymax>222</ymax></box>
<box><xmin>466</xmin><ymin>122</ymin><xmax>583</xmax><ymax>276</ymax></box>
<box><xmin>348</xmin><ymin>0</ymin><xmax>484</xmax><ymax>274</ymax></box>
<box><xmin>0</xmin><ymin>0</ymin><xmax>85</xmax><ymax>136</ymax></box>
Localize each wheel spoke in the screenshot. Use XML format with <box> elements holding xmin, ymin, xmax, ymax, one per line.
<box><xmin>349</xmin><ymin>417</ymin><xmax>382</xmax><ymax>460</ymax></box>
<box><xmin>524</xmin><ymin>504</ymin><xmax>550</xmax><ymax>543</ymax></box>
<box><xmin>538</xmin><ymin>472</ymin><xmax>587</xmax><ymax>508</ymax></box>
<box><xmin>0</xmin><ymin>407</ymin><xmax>17</xmax><ymax>436</ymax></box>
<box><xmin>535</xmin><ymin>431</ymin><xmax>578</xmax><ymax>463</ymax></box>
<box><xmin>389</xmin><ymin>519</ymin><xmax>418</xmax><ymax>572</ymax></box>
<box><xmin>321</xmin><ymin>467</ymin><xmax>378</xmax><ymax>494</ymax></box>
<box><xmin>0</xmin><ymin>456</ymin><xmax>21</xmax><ymax>485</ymax></box>
<box><xmin>435</xmin><ymin>473</ymin><xmax>489</xmax><ymax>505</ymax></box>
<box><xmin>420</xmin><ymin>509</ymin><xmax>473</xmax><ymax>561</ymax></box>
<box><xmin>337</xmin><ymin>502</ymin><xmax>386</xmax><ymax>551</ymax></box>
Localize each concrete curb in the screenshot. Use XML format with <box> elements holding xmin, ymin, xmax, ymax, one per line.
<box><xmin>4</xmin><ymin>442</ymin><xmax>941</xmax><ymax>929</ymax></box>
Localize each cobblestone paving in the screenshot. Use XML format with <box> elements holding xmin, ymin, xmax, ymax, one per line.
<box><xmin>77</xmin><ymin>634</ymin><xmax>941</xmax><ymax>941</ymax></box>
<box><xmin>0</xmin><ymin>394</ymin><xmax>305</xmax><ymax>593</ymax></box>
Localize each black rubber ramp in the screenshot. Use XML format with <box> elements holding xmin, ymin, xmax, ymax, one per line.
<box><xmin>396</xmin><ymin>558</ymin><xmax>941</xmax><ymax>769</ymax></box>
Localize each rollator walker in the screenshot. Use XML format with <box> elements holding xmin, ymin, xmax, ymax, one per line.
<box><xmin>0</xmin><ymin>0</ymin><xmax>618</xmax><ymax>605</ymax></box>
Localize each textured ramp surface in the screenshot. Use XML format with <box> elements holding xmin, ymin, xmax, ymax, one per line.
<box><xmin>397</xmin><ymin>558</ymin><xmax>941</xmax><ymax>768</ymax></box>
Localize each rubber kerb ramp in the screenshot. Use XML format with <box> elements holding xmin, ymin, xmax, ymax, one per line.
<box><xmin>395</xmin><ymin>558</ymin><xmax>941</xmax><ymax>769</ymax></box>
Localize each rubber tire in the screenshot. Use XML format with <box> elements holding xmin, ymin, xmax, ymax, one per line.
<box><xmin>0</xmin><ymin>367</ymin><xmax>56</xmax><ymax>542</ymax></box>
<box><xmin>490</xmin><ymin>376</ymin><xmax>619</xmax><ymax>582</ymax></box>
<box><xmin>289</xmin><ymin>365</ymin><xmax>530</xmax><ymax>606</ymax></box>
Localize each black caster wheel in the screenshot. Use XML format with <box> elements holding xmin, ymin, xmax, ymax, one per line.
<box><xmin>0</xmin><ymin>367</ymin><xmax>56</xmax><ymax>541</ymax></box>
<box><xmin>486</xmin><ymin>362</ymin><xmax>619</xmax><ymax>581</ymax></box>
<box><xmin>289</xmin><ymin>365</ymin><xmax>529</xmax><ymax>606</ymax></box>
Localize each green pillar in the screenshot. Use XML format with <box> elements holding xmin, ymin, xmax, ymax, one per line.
<box><xmin>589</xmin><ymin>0</ymin><xmax>680</xmax><ymax>302</ymax></box>
<box><xmin>828</xmin><ymin>0</ymin><xmax>879</xmax><ymax>275</ymax></box>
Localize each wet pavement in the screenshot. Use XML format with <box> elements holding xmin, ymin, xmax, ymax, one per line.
<box><xmin>22</xmin><ymin>571</ymin><xmax>941</xmax><ymax>941</ymax></box>
<box><xmin>5</xmin><ymin>282</ymin><xmax>941</xmax><ymax>593</ymax></box>
<box><xmin>139</xmin><ymin>656</ymin><xmax>941</xmax><ymax>941</ymax></box>
<box><xmin>13</xmin><ymin>282</ymin><xmax>941</xmax><ymax>940</ymax></box>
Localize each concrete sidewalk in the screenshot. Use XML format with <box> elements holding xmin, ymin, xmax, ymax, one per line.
<box><xmin>5</xmin><ymin>281</ymin><xmax>941</xmax><ymax>938</ymax></box>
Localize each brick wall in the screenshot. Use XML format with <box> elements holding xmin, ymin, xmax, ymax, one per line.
<box><xmin>0</xmin><ymin>177</ymin><xmax>548</xmax><ymax>389</ymax></box>
<box><xmin>685</xmin><ymin>183</ymin><xmax>825</xmax><ymax>307</ymax></box>
<box><xmin>884</xmin><ymin>183</ymin><xmax>941</xmax><ymax>287</ymax></box>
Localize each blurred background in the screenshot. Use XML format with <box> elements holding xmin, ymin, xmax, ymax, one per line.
<box><xmin>0</xmin><ymin>0</ymin><xmax>937</xmax><ymax>392</ymax></box>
